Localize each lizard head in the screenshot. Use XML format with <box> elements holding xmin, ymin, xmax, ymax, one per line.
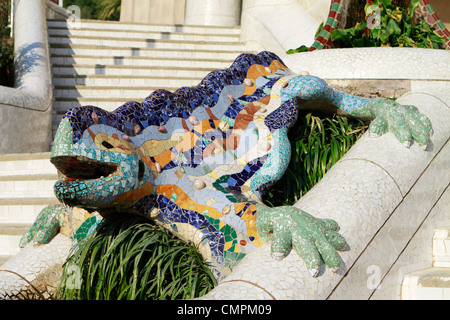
<box><xmin>50</xmin><ymin>106</ymin><xmax>152</xmax><ymax>213</ymax></box>
<box><xmin>280</xmin><ymin>75</ymin><xmax>328</xmax><ymax>103</ymax></box>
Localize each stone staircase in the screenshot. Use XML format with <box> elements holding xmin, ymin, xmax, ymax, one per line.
<box><xmin>0</xmin><ymin>152</ymin><xmax>59</xmax><ymax>266</ymax></box>
<box><xmin>47</xmin><ymin>19</ymin><xmax>251</xmax><ymax>138</ymax></box>
<box><xmin>401</xmin><ymin>227</ymin><xmax>450</xmax><ymax>299</ymax></box>
<box><xmin>0</xmin><ymin>18</ymin><xmax>251</xmax><ymax>266</ymax></box>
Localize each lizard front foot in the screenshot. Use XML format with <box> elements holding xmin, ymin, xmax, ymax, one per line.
<box><xmin>19</xmin><ymin>204</ymin><xmax>68</xmax><ymax>247</ymax></box>
<box><xmin>256</xmin><ymin>204</ymin><xmax>347</xmax><ymax>277</ymax></box>
<box><xmin>350</xmin><ymin>98</ymin><xmax>433</xmax><ymax>148</ymax></box>
<box><xmin>19</xmin><ymin>205</ymin><xmax>102</xmax><ymax>248</ymax></box>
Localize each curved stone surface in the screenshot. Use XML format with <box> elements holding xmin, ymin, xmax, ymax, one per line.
<box><xmin>240</xmin><ymin>0</ymin><xmax>326</xmax><ymax>54</ymax></box>
<box><xmin>0</xmin><ymin>234</ymin><xmax>72</xmax><ymax>300</ymax></box>
<box><xmin>282</xmin><ymin>47</ymin><xmax>450</xmax><ymax>81</ymax></box>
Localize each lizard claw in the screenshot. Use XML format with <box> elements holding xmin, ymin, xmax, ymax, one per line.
<box><xmin>309</xmin><ymin>267</ymin><xmax>320</xmax><ymax>277</ymax></box>
<box><xmin>256</xmin><ymin>204</ymin><xmax>347</xmax><ymax>277</ymax></box>
<box><xmin>351</xmin><ymin>99</ymin><xmax>433</xmax><ymax>149</ymax></box>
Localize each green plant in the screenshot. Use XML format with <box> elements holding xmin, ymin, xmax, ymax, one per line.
<box><xmin>264</xmin><ymin>111</ymin><xmax>367</xmax><ymax>207</ymax></box>
<box><xmin>97</xmin><ymin>0</ymin><xmax>121</xmax><ymax>21</ymax></box>
<box><xmin>0</xmin><ymin>1</ymin><xmax>14</xmax><ymax>87</ymax></box>
<box><xmin>331</xmin><ymin>0</ymin><xmax>445</xmax><ymax>49</ymax></box>
<box><xmin>64</xmin><ymin>0</ymin><xmax>121</xmax><ymax>21</ymax></box>
<box><xmin>64</xmin><ymin>0</ymin><xmax>99</xmax><ymax>20</ymax></box>
<box><xmin>57</xmin><ymin>214</ymin><xmax>217</xmax><ymax>300</ymax></box>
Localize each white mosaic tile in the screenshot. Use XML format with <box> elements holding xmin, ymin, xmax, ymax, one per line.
<box><xmin>329</xmin><ymin>140</ymin><xmax>449</xmax><ymax>299</ymax></box>
<box><xmin>341</xmin><ymin>93</ymin><xmax>449</xmax><ymax>196</ymax></box>
<box><xmin>282</xmin><ymin>47</ymin><xmax>450</xmax><ymax>81</ymax></box>
<box><xmin>0</xmin><ymin>234</ymin><xmax>72</xmax><ymax>299</ymax></box>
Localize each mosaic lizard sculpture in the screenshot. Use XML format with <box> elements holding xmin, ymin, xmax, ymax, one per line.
<box><xmin>19</xmin><ymin>52</ymin><xmax>432</xmax><ymax>282</ymax></box>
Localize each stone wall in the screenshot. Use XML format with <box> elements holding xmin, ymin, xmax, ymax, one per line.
<box><xmin>0</xmin><ymin>0</ymin><xmax>53</xmax><ymax>154</ymax></box>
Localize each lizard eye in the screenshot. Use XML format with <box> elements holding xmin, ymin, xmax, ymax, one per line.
<box><xmin>102</xmin><ymin>141</ymin><xmax>114</xmax><ymax>149</ymax></box>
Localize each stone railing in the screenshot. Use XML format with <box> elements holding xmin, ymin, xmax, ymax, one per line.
<box><xmin>200</xmin><ymin>47</ymin><xmax>449</xmax><ymax>299</ymax></box>
<box><xmin>0</xmin><ymin>0</ymin><xmax>52</xmax><ymax>154</ymax></box>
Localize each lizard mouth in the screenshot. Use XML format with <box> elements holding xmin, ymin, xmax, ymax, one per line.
<box><xmin>51</xmin><ymin>155</ymin><xmax>120</xmax><ymax>182</ymax></box>
<box><xmin>50</xmin><ymin>155</ymin><xmax>147</xmax><ymax>211</ymax></box>
<box><xmin>51</xmin><ymin>155</ymin><xmax>124</xmax><ymax>209</ymax></box>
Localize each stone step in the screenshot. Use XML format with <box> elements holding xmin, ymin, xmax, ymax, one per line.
<box><xmin>51</xmin><ymin>74</ymin><xmax>202</xmax><ymax>88</ymax></box>
<box><xmin>47</xmin><ymin>19</ymin><xmax>241</xmax><ymax>35</ymax></box>
<box><xmin>0</xmin><ymin>224</ymin><xmax>32</xmax><ymax>256</ymax></box>
<box><xmin>51</xmin><ymin>64</ymin><xmax>214</xmax><ymax>78</ymax></box>
<box><xmin>0</xmin><ymin>199</ymin><xmax>59</xmax><ymax>258</ymax></box>
<box><xmin>433</xmin><ymin>227</ymin><xmax>450</xmax><ymax>268</ymax></box>
<box><xmin>53</xmin><ymin>85</ymin><xmax>178</xmax><ymax>100</ymax></box>
<box><xmin>50</xmin><ymin>54</ymin><xmax>234</xmax><ymax>70</ymax></box>
<box><xmin>48</xmin><ymin>26</ymin><xmax>241</xmax><ymax>43</ymax></box>
<box><xmin>0</xmin><ymin>153</ymin><xmax>58</xmax><ymax>251</ymax></box>
<box><xmin>49</xmin><ymin>44</ymin><xmax>246</xmax><ymax>61</ymax></box>
<box><xmin>0</xmin><ymin>179</ymin><xmax>56</xmax><ymax>199</ymax></box>
<box><xmin>0</xmin><ymin>153</ymin><xmax>56</xmax><ymax>179</ymax></box>
<box><xmin>48</xmin><ymin>35</ymin><xmax>245</xmax><ymax>52</ymax></box>
<box><xmin>0</xmin><ymin>154</ymin><xmax>56</xmax><ymax>199</ymax></box>
<box><xmin>52</xmin><ymin>97</ymin><xmax>153</xmax><ymax>115</ymax></box>
<box><xmin>0</xmin><ymin>199</ymin><xmax>58</xmax><ymax>225</ymax></box>
<box><xmin>401</xmin><ymin>227</ymin><xmax>450</xmax><ymax>300</ymax></box>
<box><xmin>401</xmin><ymin>267</ymin><xmax>450</xmax><ymax>300</ymax></box>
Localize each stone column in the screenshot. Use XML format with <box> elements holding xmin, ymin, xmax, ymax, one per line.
<box><xmin>184</xmin><ymin>0</ymin><xmax>242</xmax><ymax>26</ymax></box>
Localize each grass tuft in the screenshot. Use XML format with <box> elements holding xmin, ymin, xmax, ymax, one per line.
<box><xmin>263</xmin><ymin>111</ymin><xmax>367</xmax><ymax>206</ymax></box>
<box><xmin>57</xmin><ymin>214</ymin><xmax>217</xmax><ymax>300</ymax></box>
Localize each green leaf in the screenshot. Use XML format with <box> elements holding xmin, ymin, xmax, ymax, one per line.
<box><xmin>331</xmin><ymin>28</ymin><xmax>350</xmax><ymax>42</ymax></box>
<box><xmin>354</xmin><ymin>21</ymin><xmax>368</xmax><ymax>33</ymax></box>
<box><xmin>380</xmin><ymin>0</ymin><xmax>392</xmax><ymax>7</ymax></box>
<box><xmin>286</xmin><ymin>45</ymin><xmax>309</xmax><ymax>54</ymax></box>
<box><xmin>315</xmin><ymin>22</ymin><xmax>324</xmax><ymax>38</ymax></box>
<box><xmin>430</xmin><ymin>33</ymin><xmax>445</xmax><ymax>44</ymax></box>
<box><xmin>387</xmin><ymin>19</ymin><xmax>402</xmax><ymax>36</ymax></box>
<box><xmin>409</xmin><ymin>0</ymin><xmax>420</xmax><ymax>19</ymax></box>
<box><xmin>353</xmin><ymin>37</ymin><xmax>366</xmax><ymax>48</ymax></box>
